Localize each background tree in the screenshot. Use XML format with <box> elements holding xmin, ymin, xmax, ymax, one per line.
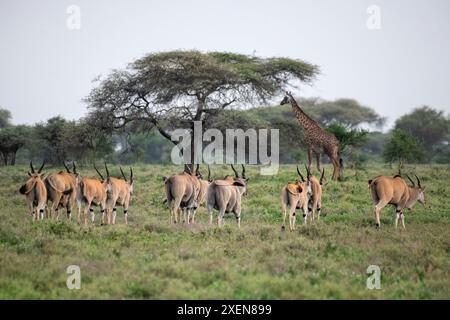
<box><xmin>0</xmin><ymin>125</ymin><xmax>30</xmax><ymax>165</ymax></box>
<box><xmin>86</xmin><ymin>50</ymin><xmax>319</xmax><ymax>165</ymax></box>
<box><xmin>325</xmin><ymin>123</ymin><xmax>368</xmax><ymax>153</ymax></box>
<box><xmin>60</xmin><ymin>120</ymin><xmax>113</xmax><ymax>163</ymax></box>
<box><xmin>394</xmin><ymin>106</ymin><xmax>449</xmax><ymax>155</ymax></box>
<box><xmin>0</xmin><ymin>107</ymin><xmax>12</xmax><ymax>129</ymax></box>
<box><xmin>433</xmin><ymin>132</ymin><xmax>450</xmax><ymax>164</ymax></box>
<box><xmin>111</xmin><ymin>121</ymin><xmax>172</xmax><ymax>164</ymax></box>
<box><xmin>34</xmin><ymin>116</ymin><xmax>68</xmax><ymax>163</ymax></box>
<box><xmin>301</xmin><ymin>98</ymin><xmax>386</xmax><ymax>128</ymax></box>
<box><xmin>361</xmin><ymin>131</ymin><xmax>388</xmax><ymax>161</ymax></box>
<box><xmin>33</xmin><ymin>116</ymin><xmax>113</xmax><ymax>164</ymax></box>
<box><xmin>325</xmin><ymin>123</ymin><xmax>369</xmax><ymax>173</ymax></box>
<box><xmin>383</xmin><ymin>128</ymin><xmax>426</xmax><ymax>172</ymax></box>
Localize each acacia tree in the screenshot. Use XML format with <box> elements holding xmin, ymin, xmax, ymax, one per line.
<box><xmin>34</xmin><ymin>116</ymin><xmax>113</xmax><ymax>164</ymax></box>
<box><xmin>0</xmin><ymin>125</ymin><xmax>30</xmax><ymax>165</ymax></box>
<box><xmin>394</xmin><ymin>106</ymin><xmax>449</xmax><ymax>154</ymax></box>
<box><xmin>383</xmin><ymin>128</ymin><xmax>426</xmax><ymax>172</ymax></box>
<box><xmin>85</xmin><ymin>50</ymin><xmax>319</xmax><ymax>165</ymax></box>
<box><xmin>301</xmin><ymin>98</ymin><xmax>386</xmax><ymax>128</ymax></box>
<box><xmin>0</xmin><ymin>107</ymin><xmax>12</xmax><ymax>129</ymax></box>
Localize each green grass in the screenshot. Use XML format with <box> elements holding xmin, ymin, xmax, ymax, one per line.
<box><xmin>0</xmin><ymin>164</ymin><xmax>449</xmax><ymax>299</ymax></box>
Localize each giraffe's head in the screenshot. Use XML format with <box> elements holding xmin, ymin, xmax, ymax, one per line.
<box><xmin>280</xmin><ymin>91</ymin><xmax>293</xmax><ymax>105</ymax></box>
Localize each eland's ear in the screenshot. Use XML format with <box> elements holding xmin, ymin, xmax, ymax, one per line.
<box><xmin>297</xmin><ymin>185</ymin><xmax>303</xmax><ymax>193</ymax></box>
<box><xmin>28</xmin><ymin>172</ymin><xmax>32</xmax><ymax>177</ymax></box>
<box><xmin>421</xmin><ymin>186</ymin><xmax>426</xmax><ymax>191</ymax></box>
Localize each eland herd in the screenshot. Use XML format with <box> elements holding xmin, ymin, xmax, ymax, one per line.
<box><xmin>19</xmin><ymin>160</ymin><xmax>426</xmax><ymax>230</ymax></box>
<box><xmin>19</xmin><ymin>161</ymin><xmax>133</xmax><ymax>225</ymax></box>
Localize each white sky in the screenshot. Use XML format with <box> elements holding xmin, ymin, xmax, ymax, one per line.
<box><xmin>1</xmin><ymin>0</ymin><xmax>449</xmax><ymax>130</ymax></box>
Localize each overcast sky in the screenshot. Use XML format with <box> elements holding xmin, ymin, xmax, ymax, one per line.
<box><xmin>1</xmin><ymin>0</ymin><xmax>449</xmax><ymax>130</ymax></box>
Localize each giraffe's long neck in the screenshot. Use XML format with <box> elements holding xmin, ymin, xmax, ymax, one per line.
<box><xmin>289</xmin><ymin>96</ymin><xmax>318</xmax><ymax>129</ymax></box>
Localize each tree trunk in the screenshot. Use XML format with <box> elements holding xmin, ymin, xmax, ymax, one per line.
<box><xmin>398</xmin><ymin>157</ymin><xmax>404</xmax><ymax>174</ymax></box>
<box><xmin>190</xmin><ymin>96</ymin><xmax>206</xmax><ymax>169</ymax></box>
<box><xmin>11</xmin><ymin>151</ymin><xmax>16</xmax><ymax>165</ymax></box>
<box><xmin>190</xmin><ymin>121</ymin><xmax>195</xmax><ymax>168</ymax></box>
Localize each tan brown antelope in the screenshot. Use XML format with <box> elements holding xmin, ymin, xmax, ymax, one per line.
<box><xmin>206</xmin><ymin>164</ymin><xmax>248</xmax><ymax>228</ymax></box>
<box><xmin>105</xmin><ymin>165</ymin><xmax>134</xmax><ymax>225</ymax></box>
<box><xmin>305</xmin><ymin>166</ymin><xmax>326</xmax><ymax>222</ymax></box>
<box><xmin>368</xmin><ymin>174</ymin><xmax>426</xmax><ymax>229</ymax></box>
<box><xmin>189</xmin><ymin>165</ymin><xmax>213</xmax><ymax>224</ymax></box>
<box><xmin>19</xmin><ymin>161</ymin><xmax>47</xmax><ymax>221</ymax></box>
<box><xmin>163</xmin><ymin>164</ymin><xmax>201</xmax><ymax>224</ymax></box>
<box><xmin>280</xmin><ymin>166</ymin><xmax>310</xmax><ymax>231</ymax></box>
<box><xmin>77</xmin><ymin>164</ymin><xmax>112</xmax><ymax>225</ymax></box>
<box><xmin>44</xmin><ymin>161</ymin><xmax>78</xmax><ymax>219</ymax></box>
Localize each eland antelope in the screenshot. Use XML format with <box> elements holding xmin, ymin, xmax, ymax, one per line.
<box><xmin>206</xmin><ymin>164</ymin><xmax>248</xmax><ymax>228</ymax></box>
<box><xmin>281</xmin><ymin>166</ymin><xmax>311</xmax><ymax>231</ymax></box>
<box><xmin>189</xmin><ymin>165</ymin><xmax>213</xmax><ymax>224</ymax></box>
<box><xmin>19</xmin><ymin>161</ymin><xmax>47</xmax><ymax>221</ymax></box>
<box><xmin>77</xmin><ymin>164</ymin><xmax>112</xmax><ymax>225</ymax></box>
<box><xmin>44</xmin><ymin>161</ymin><xmax>78</xmax><ymax>219</ymax></box>
<box><xmin>105</xmin><ymin>165</ymin><xmax>134</xmax><ymax>225</ymax></box>
<box><xmin>163</xmin><ymin>164</ymin><xmax>201</xmax><ymax>224</ymax></box>
<box><xmin>305</xmin><ymin>166</ymin><xmax>326</xmax><ymax>222</ymax></box>
<box><xmin>368</xmin><ymin>174</ymin><xmax>426</xmax><ymax>229</ymax></box>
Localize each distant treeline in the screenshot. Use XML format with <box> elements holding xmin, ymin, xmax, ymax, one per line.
<box><xmin>0</xmin><ymin>97</ymin><xmax>449</xmax><ymax>167</ymax></box>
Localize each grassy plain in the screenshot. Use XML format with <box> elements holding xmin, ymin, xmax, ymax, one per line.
<box><xmin>0</xmin><ymin>164</ymin><xmax>449</xmax><ymax>299</ymax></box>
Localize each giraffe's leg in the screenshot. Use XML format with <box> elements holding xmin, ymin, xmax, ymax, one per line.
<box><xmin>315</xmin><ymin>152</ymin><xmax>321</xmax><ymax>172</ymax></box>
<box><xmin>330</xmin><ymin>156</ymin><xmax>339</xmax><ymax>181</ymax></box>
<box><xmin>307</xmin><ymin>147</ymin><xmax>313</xmax><ymax>171</ymax></box>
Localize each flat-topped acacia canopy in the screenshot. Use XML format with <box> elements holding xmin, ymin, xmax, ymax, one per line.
<box><xmin>85</xmin><ymin>50</ymin><xmax>319</xmax><ymax>153</ymax></box>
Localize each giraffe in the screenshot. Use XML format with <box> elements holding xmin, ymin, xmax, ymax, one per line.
<box><xmin>280</xmin><ymin>92</ymin><xmax>343</xmax><ymax>181</ymax></box>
